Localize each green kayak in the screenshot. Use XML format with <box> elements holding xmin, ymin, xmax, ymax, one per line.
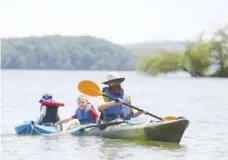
<box><xmin>69</xmin><ymin>117</ymin><xmax>189</xmax><ymax>143</ymax></box>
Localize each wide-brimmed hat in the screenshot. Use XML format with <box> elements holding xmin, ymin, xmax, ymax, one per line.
<box><xmin>102</xmin><ymin>72</ymin><xmax>125</xmax><ymax>85</ymax></box>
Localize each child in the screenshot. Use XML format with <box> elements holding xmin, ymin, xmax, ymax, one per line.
<box><xmin>37</xmin><ymin>93</ymin><xmax>63</xmax><ymax>126</ymax></box>
<box><xmin>54</xmin><ymin>95</ymin><xmax>99</xmax><ymax>131</ymax></box>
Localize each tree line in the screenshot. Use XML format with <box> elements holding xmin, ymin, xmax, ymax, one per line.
<box><xmin>138</xmin><ymin>25</ymin><xmax>228</xmax><ymax>77</ymax></box>
<box><xmin>1</xmin><ymin>35</ymin><xmax>138</xmax><ymax>70</ymax></box>
<box><xmin>2</xmin><ymin>26</ymin><xmax>227</xmax><ymax>78</ymax></box>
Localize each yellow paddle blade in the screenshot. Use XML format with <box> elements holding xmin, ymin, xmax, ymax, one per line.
<box><xmin>163</xmin><ymin>116</ymin><xmax>177</xmax><ymax>121</ymax></box>
<box><xmin>78</xmin><ymin>80</ymin><xmax>102</xmax><ymax>97</ymax></box>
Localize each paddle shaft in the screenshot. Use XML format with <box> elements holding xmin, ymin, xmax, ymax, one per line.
<box><xmin>73</xmin><ymin>121</ymin><xmax>125</xmax><ymax>131</ymax></box>
<box><xmin>102</xmin><ymin>94</ymin><xmax>163</xmax><ymax>121</ymax></box>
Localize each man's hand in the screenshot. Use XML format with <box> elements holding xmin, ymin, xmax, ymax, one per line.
<box><xmin>114</xmin><ymin>98</ymin><xmax>123</xmax><ymax>105</ymax></box>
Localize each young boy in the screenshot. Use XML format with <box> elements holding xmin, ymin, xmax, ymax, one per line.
<box><xmin>54</xmin><ymin>95</ymin><xmax>99</xmax><ymax>131</ymax></box>
<box><xmin>37</xmin><ymin>93</ymin><xmax>63</xmax><ymax>126</ymax></box>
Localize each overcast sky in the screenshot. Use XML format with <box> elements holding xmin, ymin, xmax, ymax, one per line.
<box><xmin>1</xmin><ymin>0</ymin><xmax>228</xmax><ymax>44</ymax></box>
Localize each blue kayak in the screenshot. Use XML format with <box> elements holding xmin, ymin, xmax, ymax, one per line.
<box><xmin>14</xmin><ymin>120</ymin><xmax>62</xmax><ymax>135</ymax></box>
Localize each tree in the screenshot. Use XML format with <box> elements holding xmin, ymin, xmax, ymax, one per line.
<box><xmin>183</xmin><ymin>33</ymin><xmax>212</xmax><ymax>77</ymax></box>
<box><xmin>210</xmin><ymin>25</ymin><xmax>228</xmax><ymax>77</ymax></box>
<box><xmin>137</xmin><ymin>25</ymin><xmax>228</xmax><ymax>78</ymax></box>
<box><xmin>138</xmin><ymin>50</ymin><xmax>184</xmax><ymax>76</ymax></box>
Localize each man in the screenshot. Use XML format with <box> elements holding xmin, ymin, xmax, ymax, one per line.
<box><xmin>37</xmin><ymin>93</ymin><xmax>62</xmax><ymax>126</ymax></box>
<box><xmin>97</xmin><ymin>72</ymin><xmax>145</xmax><ymax>123</ymax></box>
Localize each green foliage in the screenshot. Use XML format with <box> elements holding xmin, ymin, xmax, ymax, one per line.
<box><xmin>1</xmin><ymin>35</ymin><xmax>137</xmax><ymax>70</ymax></box>
<box><xmin>210</xmin><ymin>25</ymin><xmax>228</xmax><ymax>77</ymax></box>
<box><xmin>138</xmin><ymin>51</ymin><xmax>184</xmax><ymax>76</ymax></box>
<box><xmin>184</xmin><ymin>35</ymin><xmax>212</xmax><ymax>76</ymax></box>
<box><xmin>138</xmin><ymin>25</ymin><xmax>228</xmax><ymax>77</ymax></box>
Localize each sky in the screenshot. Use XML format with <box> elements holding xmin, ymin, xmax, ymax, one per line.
<box><xmin>1</xmin><ymin>0</ymin><xmax>228</xmax><ymax>44</ymax></box>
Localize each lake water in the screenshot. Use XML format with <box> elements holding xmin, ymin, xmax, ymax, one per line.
<box><xmin>1</xmin><ymin>70</ymin><xmax>228</xmax><ymax>160</ymax></box>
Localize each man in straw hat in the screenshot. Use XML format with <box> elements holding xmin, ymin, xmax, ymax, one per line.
<box><xmin>97</xmin><ymin>72</ymin><xmax>146</xmax><ymax>123</ymax></box>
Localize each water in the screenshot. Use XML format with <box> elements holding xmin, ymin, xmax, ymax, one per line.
<box><xmin>1</xmin><ymin>70</ymin><xmax>228</xmax><ymax>160</ymax></box>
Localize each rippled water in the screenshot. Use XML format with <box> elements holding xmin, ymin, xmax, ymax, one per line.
<box><xmin>1</xmin><ymin>70</ymin><xmax>228</xmax><ymax>160</ymax></box>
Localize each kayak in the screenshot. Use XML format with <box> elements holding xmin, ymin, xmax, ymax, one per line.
<box><xmin>14</xmin><ymin>120</ymin><xmax>62</xmax><ymax>135</ymax></box>
<box><xmin>67</xmin><ymin>117</ymin><xmax>189</xmax><ymax>143</ymax></box>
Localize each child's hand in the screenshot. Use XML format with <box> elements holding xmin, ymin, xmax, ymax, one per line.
<box><xmin>53</xmin><ymin>123</ymin><xmax>58</xmax><ymax>127</ymax></box>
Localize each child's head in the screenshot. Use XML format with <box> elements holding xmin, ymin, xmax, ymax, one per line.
<box><xmin>77</xmin><ymin>95</ymin><xmax>88</xmax><ymax>110</ymax></box>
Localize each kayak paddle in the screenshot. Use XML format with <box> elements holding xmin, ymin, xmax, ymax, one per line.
<box><xmin>78</xmin><ymin>80</ymin><xmax>177</xmax><ymax>121</ymax></box>
<box><xmin>67</xmin><ymin>121</ymin><xmax>125</xmax><ymax>133</ymax></box>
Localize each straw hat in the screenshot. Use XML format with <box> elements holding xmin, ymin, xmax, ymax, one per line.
<box><xmin>102</xmin><ymin>72</ymin><xmax>125</xmax><ymax>85</ymax></box>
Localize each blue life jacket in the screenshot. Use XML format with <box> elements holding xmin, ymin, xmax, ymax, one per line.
<box><xmin>121</xmin><ymin>101</ymin><xmax>131</xmax><ymax>120</ymax></box>
<box><xmin>76</xmin><ymin>105</ymin><xmax>97</xmax><ymax>125</ymax></box>
<box><xmin>102</xmin><ymin>87</ymin><xmax>131</xmax><ymax>121</ymax></box>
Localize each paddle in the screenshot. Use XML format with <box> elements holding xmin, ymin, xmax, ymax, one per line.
<box><xmin>78</xmin><ymin>80</ymin><xmax>177</xmax><ymax>121</ymax></box>
<box><xmin>67</xmin><ymin>121</ymin><xmax>125</xmax><ymax>133</ymax></box>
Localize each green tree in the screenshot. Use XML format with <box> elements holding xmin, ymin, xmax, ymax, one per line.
<box><xmin>138</xmin><ymin>51</ymin><xmax>184</xmax><ymax>76</ymax></box>
<box><xmin>183</xmin><ymin>33</ymin><xmax>212</xmax><ymax>77</ymax></box>
<box><xmin>210</xmin><ymin>25</ymin><xmax>228</xmax><ymax>77</ymax></box>
<box><xmin>138</xmin><ymin>25</ymin><xmax>228</xmax><ymax>78</ymax></box>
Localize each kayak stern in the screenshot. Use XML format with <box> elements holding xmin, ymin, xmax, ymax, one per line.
<box><xmin>144</xmin><ymin>118</ymin><xmax>190</xmax><ymax>143</ymax></box>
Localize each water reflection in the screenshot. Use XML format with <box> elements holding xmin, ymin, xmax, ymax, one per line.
<box><xmin>98</xmin><ymin>139</ymin><xmax>129</xmax><ymax>160</ymax></box>
<box><xmin>121</xmin><ymin>139</ymin><xmax>187</xmax><ymax>150</ymax></box>
<box><xmin>95</xmin><ymin>138</ymin><xmax>188</xmax><ymax>160</ymax></box>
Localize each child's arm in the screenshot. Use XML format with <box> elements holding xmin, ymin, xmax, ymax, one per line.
<box><xmin>54</xmin><ymin>117</ymin><xmax>73</xmax><ymax>126</ymax></box>
<box><xmin>36</xmin><ymin>106</ymin><xmax>47</xmax><ymax>124</ymax></box>
<box><xmin>90</xmin><ymin>106</ymin><xmax>99</xmax><ymax>120</ymax></box>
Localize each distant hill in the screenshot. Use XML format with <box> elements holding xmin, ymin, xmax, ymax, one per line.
<box><xmin>1</xmin><ymin>35</ymin><xmax>191</xmax><ymax>70</ymax></box>
<box><xmin>125</xmin><ymin>40</ymin><xmax>188</xmax><ymax>55</ymax></box>
<box><xmin>1</xmin><ymin>35</ymin><xmax>138</xmax><ymax>70</ymax></box>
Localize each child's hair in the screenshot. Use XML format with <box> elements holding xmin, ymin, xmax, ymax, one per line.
<box><xmin>77</xmin><ymin>95</ymin><xmax>88</xmax><ymax>103</ymax></box>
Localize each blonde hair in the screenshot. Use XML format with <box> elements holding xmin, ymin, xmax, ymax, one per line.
<box><xmin>77</xmin><ymin>95</ymin><xmax>88</xmax><ymax>103</ymax></box>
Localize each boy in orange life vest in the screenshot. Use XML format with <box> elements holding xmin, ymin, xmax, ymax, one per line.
<box><xmin>54</xmin><ymin>95</ymin><xmax>99</xmax><ymax>129</ymax></box>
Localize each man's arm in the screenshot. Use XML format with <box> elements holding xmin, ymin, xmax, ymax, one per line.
<box><xmin>97</xmin><ymin>95</ymin><xmax>116</xmax><ymax>112</ymax></box>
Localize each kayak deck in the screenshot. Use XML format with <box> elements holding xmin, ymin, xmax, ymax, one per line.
<box><xmin>68</xmin><ymin>118</ymin><xmax>189</xmax><ymax>143</ymax></box>
<box><xmin>15</xmin><ymin>121</ymin><xmax>61</xmax><ymax>135</ymax></box>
